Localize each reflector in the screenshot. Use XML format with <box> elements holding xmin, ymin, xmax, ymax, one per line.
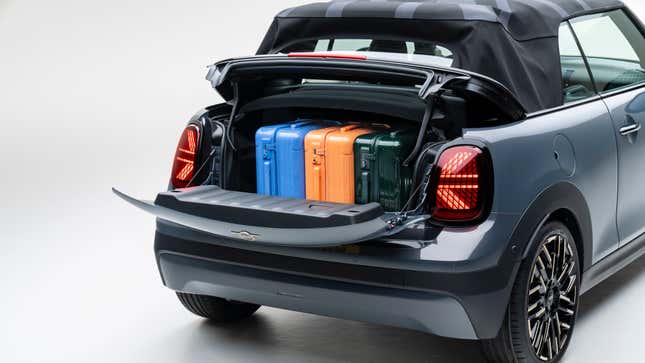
<box><xmin>171</xmin><ymin>124</ymin><xmax>200</xmax><ymax>188</ymax></box>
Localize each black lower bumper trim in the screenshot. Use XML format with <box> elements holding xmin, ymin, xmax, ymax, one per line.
<box><xmin>154</xmin><ymin>230</ymin><xmax>519</xmax><ymax>339</ymax></box>
<box><xmin>154</xmin><ymin>231</ymin><xmax>514</xmax><ymax>295</ymax></box>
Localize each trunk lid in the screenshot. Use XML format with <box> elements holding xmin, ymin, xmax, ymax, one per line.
<box><xmin>207</xmin><ymin>54</ymin><xmax>526</xmax><ymax>122</ymax></box>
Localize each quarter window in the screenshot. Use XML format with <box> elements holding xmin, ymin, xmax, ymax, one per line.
<box><xmin>559</xmin><ymin>23</ymin><xmax>595</xmax><ymax>103</ymax></box>
<box><xmin>570</xmin><ymin>10</ymin><xmax>645</xmax><ymax>94</ymax></box>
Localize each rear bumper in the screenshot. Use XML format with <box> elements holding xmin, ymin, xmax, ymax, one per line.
<box><xmin>154</xmin><ymin>214</ymin><xmax>522</xmax><ymax>340</ymax></box>
<box><xmin>160</xmin><ymin>252</ymin><xmax>478</xmax><ymax>339</ymax></box>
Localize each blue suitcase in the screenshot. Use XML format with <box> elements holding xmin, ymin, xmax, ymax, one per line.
<box><xmin>256</xmin><ymin>120</ymin><xmax>334</xmax><ymax>198</ymax></box>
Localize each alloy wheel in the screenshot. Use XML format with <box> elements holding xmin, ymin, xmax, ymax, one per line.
<box><xmin>526</xmin><ymin>233</ymin><xmax>578</xmax><ymax>362</ymax></box>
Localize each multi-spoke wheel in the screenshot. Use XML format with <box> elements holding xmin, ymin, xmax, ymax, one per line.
<box><xmin>482</xmin><ymin>221</ymin><xmax>581</xmax><ymax>363</ymax></box>
<box><xmin>527</xmin><ymin>233</ymin><xmax>578</xmax><ymax>361</ymax></box>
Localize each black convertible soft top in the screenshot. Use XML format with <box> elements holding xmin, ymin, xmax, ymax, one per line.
<box><xmin>257</xmin><ymin>0</ymin><xmax>627</xmax><ymax>112</ymax></box>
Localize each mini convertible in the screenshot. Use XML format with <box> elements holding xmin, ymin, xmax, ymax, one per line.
<box><xmin>115</xmin><ymin>1</ymin><xmax>645</xmax><ymax>362</ymax></box>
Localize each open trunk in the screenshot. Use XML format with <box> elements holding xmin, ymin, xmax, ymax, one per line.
<box><xmin>115</xmin><ymin>55</ymin><xmax>524</xmax><ymax>246</ymax></box>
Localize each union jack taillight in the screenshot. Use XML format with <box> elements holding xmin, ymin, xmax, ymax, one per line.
<box><xmin>171</xmin><ymin>124</ymin><xmax>201</xmax><ymax>188</ymax></box>
<box><xmin>430</xmin><ymin>145</ymin><xmax>491</xmax><ymax>223</ymax></box>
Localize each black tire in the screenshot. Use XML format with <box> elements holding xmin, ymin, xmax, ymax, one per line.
<box><xmin>176</xmin><ymin>292</ymin><xmax>261</xmax><ymax>323</ymax></box>
<box><xmin>482</xmin><ymin>221</ymin><xmax>581</xmax><ymax>363</ymax></box>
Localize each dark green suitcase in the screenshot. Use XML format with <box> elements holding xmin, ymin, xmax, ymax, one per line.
<box><xmin>354</xmin><ymin>129</ymin><xmax>417</xmax><ymax>212</ymax></box>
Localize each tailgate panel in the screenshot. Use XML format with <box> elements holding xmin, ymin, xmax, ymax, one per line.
<box><xmin>112</xmin><ymin>186</ymin><xmax>427</xmax><ymax>247</ymax></box>
<box><xmin>155</xmin><ymin>186</ymin><xmax>383</xmax><ymax>228</ymax></box>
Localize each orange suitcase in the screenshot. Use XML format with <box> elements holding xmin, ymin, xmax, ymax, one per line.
<box><xmin>305</xmin><ymin>124</ymin><xmax>385</xmax><ymax>204</ymax></box>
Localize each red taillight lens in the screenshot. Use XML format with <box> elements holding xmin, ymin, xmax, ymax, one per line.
<box><xmin>431</xmin><ymin>146</ymin><xmax>490</xmax><ymax>222</ymax></box>
<box><xmin>171</xmin><ymin>124</ymin><xmax>200</xmax><ymax>188</ymax></box>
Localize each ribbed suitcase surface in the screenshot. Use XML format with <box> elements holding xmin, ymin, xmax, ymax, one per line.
<box><xmin>256</xmin><ymin>121</ymin><xmax>331</xmax><ymax>198</ymax></box>
<box><xmin>306</xmin><ymin>124</ymin><xmax>387</xmax><ymax>204</ymax></box>
<box><xmin>354</xmin><ymin>129</ymin><xmax>416</xmax><ymax>211</ymax></box>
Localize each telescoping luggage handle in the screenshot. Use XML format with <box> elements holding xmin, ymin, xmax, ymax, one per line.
<box><xmin>312</xmin><ymin>165</ymin><xmax>323</xmax><ymax>201</ymax></box>
<box><xmin>261</xmin><ymin>143</ymin><xmax>277</xmax><ymax>195</ymax></box>
<box><xmin>360</xmin><ymin>171</ymin><xmax>370</xmax><ymax>204</ymax></box>
<box><xmin>262</xmin><ymin>160</ymin><xmax>272</xmax><ymax>195</ymax></box>
<box><xmin>358</xmin><ymin>146</ymin><xmax>374</xmax><ymax>205</ymax></box>
<box><xmin>311</xmin><ymin>142</ymin><xmax>325</xmax><ymax>199</ymax></box>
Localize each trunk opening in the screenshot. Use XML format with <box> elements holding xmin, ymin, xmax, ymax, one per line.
<box><xmin>113</xmin><ymin>58</ymin><xmax>521</xmax><ymax>246</ymax></box>
<box><xmin>204</xmin><ymin>57</ymin><xmax>523</xmax><ymax>216</ymax></box>
<box><xmin>211</xmin><ymin>81</ymin><xmax>500</xmax><ymax>215</ymax></box>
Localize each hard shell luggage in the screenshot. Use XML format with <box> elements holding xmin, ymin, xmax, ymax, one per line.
<box><xmin>256</xmin><ymin>120</ymin><xmax>332</xmax><ymax>198</ymax></box>
<box><xmin>354</xmin><ymin>129</ymin><xmax>417</xmax><ymax>212</ymax></box>
<box><xmin>305</xmin><ymin>124</ymin><xmax>386</xmax><ymax>204</ymax></box>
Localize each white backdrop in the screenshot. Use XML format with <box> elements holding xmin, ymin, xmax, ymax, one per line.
<box><xmin>0</xmin><ymin>1</ymin><xmax>643</xmax><ymax>362</ymax></box>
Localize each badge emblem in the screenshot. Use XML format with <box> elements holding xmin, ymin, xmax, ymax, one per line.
<box><xmin>231</xmin><ymin>230</ymin><xmax>260</xmax><ymax>241</ymax></box>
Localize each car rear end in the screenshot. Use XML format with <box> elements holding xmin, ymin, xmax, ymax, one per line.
<box><xmin>115</xmin><ymin>53</ymin><xmax>527</xmax><ymax>340</ymax></box>
<box><xmin>151</xmin><ymin>194</ymin><xmax>521</xmax><ymax>340</ymax></box>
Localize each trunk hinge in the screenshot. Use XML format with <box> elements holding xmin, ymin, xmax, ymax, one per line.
<box><xmin>404</xmin><ymin>75</ymin><xmax>471</xmax><ymax>167</ymax></box>
<box><xmin>385</xmin><ymin>166</ymin><xmax>434</xmax><ymax>231</ymax></box>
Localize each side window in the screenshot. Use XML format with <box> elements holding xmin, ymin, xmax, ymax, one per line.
<box><xmin>559</xmin><ymin>23</ymin><xmax>595</xmax><ymax>103</ymax></box>
<box><xmin>570</xmin><ymin>10</ymin><xmax>645</xmax><ymax>93</ymax></box>
<box><xmin>329</xmin><ymin>39</ymin><xmax>373</xmax><ymax>52</ymax></box>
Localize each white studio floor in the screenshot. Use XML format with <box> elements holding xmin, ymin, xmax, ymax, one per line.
<box><xmin>1</xmin><ymin>1</ymin><xmax>644</xmax><ymax>362</ymax></box>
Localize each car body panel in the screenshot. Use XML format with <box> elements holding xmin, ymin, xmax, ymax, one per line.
<box><xmin>603</xmin><ymin>88</ymin><xmax>645</xmax><ymax>245</ymax></box>
<box><xmin>465</xmin><ymin>97</ymin><xmax>621</xmax><ymax>265</ymax></box>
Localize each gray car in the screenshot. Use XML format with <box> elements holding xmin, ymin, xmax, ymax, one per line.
<box><xmin>115</xmin><ymin>1</ymin><xmax>645</xmax><ymax>362</ymax></box>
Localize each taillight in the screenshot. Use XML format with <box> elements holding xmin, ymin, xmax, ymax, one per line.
<box><xmin>171</xmin><ymin>124</ymin><xmax>201</xmax><ymax>188</ymax></box>
<box><xmin>430</xmin><ymin>145</ymin><xmax>491</xmax><ymax>223</ymax></box>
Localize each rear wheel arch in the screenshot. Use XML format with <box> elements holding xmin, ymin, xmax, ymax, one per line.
<box><xmin>483</xmin><ymin>220</ymin><xmax>582</xmax><ymax>362</ymax></box>
<box><xmin>546</xmin><ymin>208</ymin><xmax>586</xmax><ymax>272</ymax></box>
<box><xmin>511</xmin><ymin>182</ymin><xmax>592</xmax><ymax>272</ymax></box>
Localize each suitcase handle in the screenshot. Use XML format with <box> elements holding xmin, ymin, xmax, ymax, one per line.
<box><xmin>360</xmin><ymin>171</ymin><xmax>369</xmax><ymax>204</ymax></box>
<box><xmin>262</xmin><ymin>160</ymin><xmax>273</xmax><ymax>195</ymax></box>
<box><xmin>313</xmin><ymin>165</ymin><xmax>323</xmax><ymax>200</ymax></box>
<box><xmin>340</xmin><ymin>125</ymin><xmax>360</xmax><ymax>132</ymax></box>
<box><xmin>369</xmin><ymin>123</ymin><xmax>391</xmax><ymax>130</ymax></box>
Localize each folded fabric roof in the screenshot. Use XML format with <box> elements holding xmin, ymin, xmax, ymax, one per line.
<box><xmin>267</xmin><ymin>0</ymin><xmax>624</xmax><ymax>41</ymax></box>
<box><xmin>257</xmin><ymin>0</ymin><xmax>627</xmax><ymax>112</ymax></box>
